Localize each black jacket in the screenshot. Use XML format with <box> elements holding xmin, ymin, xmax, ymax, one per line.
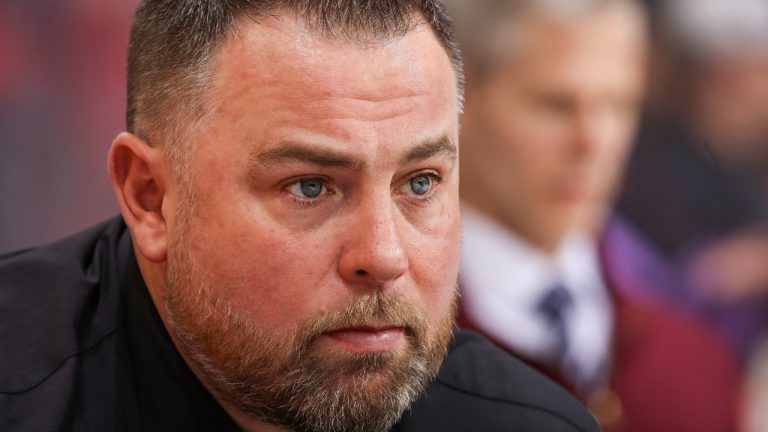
<box><xmin>0</xmin><ymin>218</ymin><xmax>599</xmax><ymax>431</ymax></box>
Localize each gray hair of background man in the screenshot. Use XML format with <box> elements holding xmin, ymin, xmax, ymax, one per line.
<box><xmin>443</xmin><ymin>0</ymin><xmax>646</xmax><ymax>72</ymax></box>
<box><xmin>126</xmin><ymin>0</ymin><xmax>464</xmax><ymax>172</ymax></box>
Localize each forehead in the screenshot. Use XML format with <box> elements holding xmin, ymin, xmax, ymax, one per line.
<box><xmin>503</xmin><ymin>5</ymin><xmax>646</xmax><ymax>85</ymax></box>
<box><xmin>207</xmin><ymin>13</ymin><xmax>457</xmax><ymax>127</ymax></box>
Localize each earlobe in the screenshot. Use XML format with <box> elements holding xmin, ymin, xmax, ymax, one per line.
<box><xmin>108</xmin><ymin>132</ymin><xmax>170</xmax><ymax>263</ymax></box>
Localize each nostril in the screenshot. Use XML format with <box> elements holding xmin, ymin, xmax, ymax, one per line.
<box><xmin>355</xmin><ymin>269</ymin><xmax>367</xmax><ymax>277</ymax></box>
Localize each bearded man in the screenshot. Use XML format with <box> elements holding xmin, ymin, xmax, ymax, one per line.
<box><xmin>0</xmin><ymin>1</ymin><xmax>598</xmax><ymax>431</ymax></box>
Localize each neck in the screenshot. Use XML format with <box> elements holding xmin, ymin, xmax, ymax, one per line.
<box><xmin>460</xmin><ymin>194</ymin><xmax>564</xmax><ymax>254</ymax></box>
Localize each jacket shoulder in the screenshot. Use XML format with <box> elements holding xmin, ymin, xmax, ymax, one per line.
<box><xmin>396</xmin><ymin>330</ymin><xmax>600</xmax><ymax>432</ymax></box>
<box><xmin>0</xmin><ymin>218</ymin><xmax>125</xmax><ymax>393</ymax></box>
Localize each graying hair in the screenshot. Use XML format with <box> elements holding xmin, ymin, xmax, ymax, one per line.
<box><xmin>442</xmin><ymin>0</ymin><xmax>646</xmax><ymax>69</ymax></box>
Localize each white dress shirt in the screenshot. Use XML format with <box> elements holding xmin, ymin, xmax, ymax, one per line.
<box><xmin>460</xmin><ymin>204</ymin><xmax>614</xmax><ymax>390</ymax></box>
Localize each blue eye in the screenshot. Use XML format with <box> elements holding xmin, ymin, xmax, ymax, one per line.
<box><xmin>287</xmin><ymin>178</ymin><xmax>326</xmax><ymax>199</ymax></box>
<box><xmin>409</xmin><ymin>175</ymin><xmax>432</xmax><ymax>196</ymax></box>
<box><xmin>300</xmin><ymin>179</ymin><xmax>323</xmax><ymax>198</ymax></box>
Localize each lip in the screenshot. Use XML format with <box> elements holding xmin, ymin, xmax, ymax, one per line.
<box><xmin>323</xmin><ymin>325</ymin><xmax>405</xmax><ymax>353</ymax></box>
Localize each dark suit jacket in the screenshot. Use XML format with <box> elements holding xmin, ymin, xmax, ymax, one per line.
<box><xmin>0</xmin><ymin>217</ymin><xmax>600</xmax><ymax>431</ymax></box>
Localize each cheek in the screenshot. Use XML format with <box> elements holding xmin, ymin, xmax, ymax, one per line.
<box><xmin>602</xmin><ymin>141</ymin><xmax>632</xmax><ymax>176</ymax></box>
<box><xmin>498</xmin><ymin>141</ymin><xmax>558</xmax><ymax>199</ymax></box>
<box><xmin>187</xmin><ymin>213</ymin><xmax>340</xmax><ymax>329</ymax></box>
<box><xmin>485</xmin><ymin>113</ymin><xmax>562</xmax><ymax>178</ymax></box>
<box><xmin>407</xmin><ymin>210</ymin><xmax>461</xmax><ymax>316</ymax></box>
<box><xmin>592</xmin><ymin>129</ymin><xmax>634</xmax><ymax>181</ymax></box>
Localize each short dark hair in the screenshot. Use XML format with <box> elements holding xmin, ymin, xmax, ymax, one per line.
<box><xmin>126</xmin><ymin>0</ymin><xmax>464</xmax><ymax>162</ymax></box>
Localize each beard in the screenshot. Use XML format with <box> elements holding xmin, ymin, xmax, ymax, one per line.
<box><xmin>162</xmin><ymin>216</ymin><xmax>457</xmax><ymax>432</ymax></box>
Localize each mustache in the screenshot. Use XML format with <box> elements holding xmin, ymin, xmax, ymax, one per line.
<box><xmin>297</xmin><ymin>293</ymin><xmax>427</xmax><ymax>347</ymax></box>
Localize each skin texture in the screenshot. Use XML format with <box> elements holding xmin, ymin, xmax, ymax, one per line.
<box><xmin>108</xmin><ymin>12</ymin><xmax>460</xmax><ymax>432</ymax></box>
<box><xmin>460</xmin><ymin>3</ymin><xmax>646</xmax><ymax>252</ymax></box>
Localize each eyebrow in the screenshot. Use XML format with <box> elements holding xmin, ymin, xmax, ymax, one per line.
<box><xmin>400</xmin><ymin>135</ymin><xmax>457</xmax><ymax>166</ymax></box>
<box><xmin>252</xmin><ymin>142</ymin><xmax>367</xmax><ymax>170</ymax></box>
<box><xmin>251</xmin><ymin>134</ymin><xmax>456</xmax><ymax>171</ymax></box>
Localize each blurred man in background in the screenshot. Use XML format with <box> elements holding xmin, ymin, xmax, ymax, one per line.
<box><xmin>444</xmin><ymin>0</ymin><xmax>740</xmax><ymax>430</ymax></box>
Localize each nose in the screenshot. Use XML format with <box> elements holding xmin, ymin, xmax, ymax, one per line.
<box><xmin>570</xmin><ymin>112</ymin><xmax>603</xmax><ymax>159</ymax></box>
<box><xmin>569</xmin><ymin>104</ymin><xmax>625</xmax><ymax>160</ymax></box>
<box><xmin>338</xmin><ymin>198</ymin><xmax>409</xmax><ymax>289</ymax></box>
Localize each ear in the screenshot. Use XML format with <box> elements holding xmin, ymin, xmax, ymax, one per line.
<box><xmin>107</xmin><ymin>132</ymin><xmax>173</xmax><ymax>263</ymax></box>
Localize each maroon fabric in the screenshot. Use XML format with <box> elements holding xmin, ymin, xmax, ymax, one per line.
<box><xmin>605</xmin><ymin>261</ymin><xmax>741</xmax><ymax>432</ymax></box>
<box><xmin>457</xmin><ymin>232</ymin><xmax>741</xmax><ymax>432</ymax></box>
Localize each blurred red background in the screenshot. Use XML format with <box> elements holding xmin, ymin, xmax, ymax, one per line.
<box><xmin>0</xmin><ymin>0</ymin><xmax>138</xmax><ymax>253</ymax></box>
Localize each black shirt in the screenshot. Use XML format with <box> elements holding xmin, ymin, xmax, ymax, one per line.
<box><xmin>0</xmin><ymin>218</ymin><xmax>599</xmax><ymax>431</ymax></box>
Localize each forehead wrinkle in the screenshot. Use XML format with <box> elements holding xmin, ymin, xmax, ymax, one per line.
<box><xmin>273</xmin><ymin>73</ymin><xmax>433</xmax><ymax>125</ymax></box>
<box><xmin>302</xmin><ymin>99</ymin><xmax>425</xmax><ymax>124</ymax></box>
<box><xmin>208</xmin><ymin>14</ymin><xmax>457</xmax><ymax>136</ymax></box>
<box><xmin>225</xmin><ymin>16</ymin><xmax>440</xmax><ymax>100</ymax></box>
<box><xmin>211</xmin><ymin>44</ymin><xmax>437</xmax><ymax>131</ymax></box>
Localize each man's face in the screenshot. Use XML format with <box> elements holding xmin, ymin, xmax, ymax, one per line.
<box><xmin>462</xmin><ymin>6</ymin><xmax>645</xmax><ymax>249</ymax></box>
<box><xmin>160</xmin><ymin>14</ymin><xmax>460</xmax><ymax>432</ymax></box>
